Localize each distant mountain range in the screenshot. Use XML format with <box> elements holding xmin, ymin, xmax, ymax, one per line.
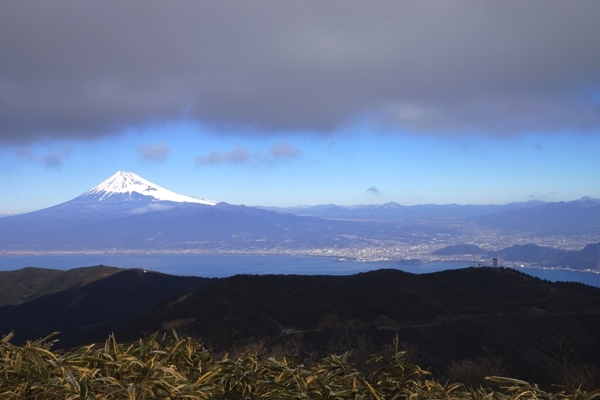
<box><xmin>1</xmin><ymin>265</ymin><xmax>600</xmax><ymax>386</ymax></box>
<box><xmin>1</xmin><ymin>171</ymin><xmax>600</xmax><ymax>256</ymax></box>
<box><xmin>470</xmin><ymin>199</ymin><xmax>600</xmax><ymax>235</ymax></box>
<box><xmin>258</xmin><ymin>200</ymin><xmax>547</xmax><ymax>219</ymax></box>
<box><xmin>260</xmin><ymin>198</ymin><xmax>600</xmax><ymax>237</ymax></box>
<box><xmin>434</xmin><ymin>242</ymin><xmax>600</xmax><ymax>270</ymax></box>
<box><xmin>0</xmin><ymin>172</ymin><xmax>404</xmax><ymax>252</ymax></box>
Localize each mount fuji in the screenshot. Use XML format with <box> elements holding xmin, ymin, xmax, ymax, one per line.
<box><xmin>84</xmin><ymin>171</ymin><xmax>216</xmax><ymax>205</ymax></box>
<box><xmin>22</xmin><ymin>171</ymin><xmax>216</xmax><ymax>219</ymax></box>
<box><xmin>2</xmin><ymin>171</ymin><xmax>599</xmax><ymax>256</ymax></box>
<box><xmin>0</xmin><ymin>171</ymin><xmax>382</xmax><ymax>253</ymax></box>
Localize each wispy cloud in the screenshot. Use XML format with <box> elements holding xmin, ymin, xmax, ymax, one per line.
<box><xmin>270</xmin><ymin>141</ymin><xmax>302</xmax><ymax>159</ymax></box>
<box><xmin>196</xmin><ymin>142</ymin><xmax>303</xmax><ymax>166</ymax></box>
<box><xmin>196</xmin><ymin>145</ymin><xmax>254</xmax><ymax>165</ymax></box>
<box><xmin>137</xmin><ymin>141</ymin><xmax>170</xmax><ymax>162</ymax></box>
<box><xmin>15</xmin><ymin>147</ymin><xmax>70</xmax><ymax>169</ymax></box>
<box><xmin>41</xmin><ymin>151</ymin><xmax>69</xmax><ymax>169</ymax></box>
<box><xmin>14</xmin><ymin>147</ymin><xmax>34</xmax><ymax>160</ymax></box>
<box><xmin>366</xmin><ymin>186</ymin><xmax>380</xmax><ymax>194</ymax></box>
<box><xmin>0</xmin><ymin>211</ymin><xmax>20</xmax><ymax>217</ymax></box>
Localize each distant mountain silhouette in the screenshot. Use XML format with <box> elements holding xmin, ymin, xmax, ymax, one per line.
<box><xmin>0</xmin><ymin>201</ymin><xmax>358</xmax><ymax>250</ymax></box>
<box><xmin>259</xmin><ymin>200</ymin><xmax>545</xmax><ymax>219</ymax></box>
<box><xmin>432</xmin><ymin>244</ymin><xmax>486</xmax><ymax>256</ymax></box>
<box><xmin>493</xmin><ymin>244</ymin><xmax>569</xmax><ymax>264</ymax></box>
<box><xmin>472</xmin><ymin>199</ymin><xmax>600</xmax><ymax>235</ymax></box>
<box><xmin>3</xmin><ymin>172</ymin><xmax>400</xmax><ymax>251</ymax></box>
<box><xmin>2</xmin><ymin>171</ymin><xmax>598</xmax><ymax>253</ymax></box>
<box><xmin>434</xmin><ymin>242</ymin><xmax>600</xmax><ymax>269</ymax></box>
<box><xmin>0</xmin><ymin>198</ymin><xmax>460</xmax><ymax>252</ymax></box>
<box><xmin>563</xmin><ymin>243</ymin><xmax>600</xmax><ymax>270</ymax></box>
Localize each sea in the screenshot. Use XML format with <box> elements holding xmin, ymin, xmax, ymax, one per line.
<box><xmin>1</xmin><ymin>254</ymin><xmax>600</xmax><ymax>288</ymax></box>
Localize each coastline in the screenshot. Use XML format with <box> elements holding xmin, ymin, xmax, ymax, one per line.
<box><xmin>2</xmin><ymin>253</ymin><xmax>600</xmax><ymax>287</ymax></box>
<box><xmin>1</xmin><ymin>250</ymin><xmax>599</xmax><ymax>275</ymax></box>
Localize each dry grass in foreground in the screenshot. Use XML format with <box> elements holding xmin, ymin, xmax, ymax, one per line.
<box><xmin>0</xmin><ymin>331</ymin><xmax>599</xmax><ymax>400</ymax></box>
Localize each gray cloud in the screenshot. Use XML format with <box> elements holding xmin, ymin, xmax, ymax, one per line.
<box><xmin>15</xmin><ymin>147</ymin><xmax>70</xmax><ymax>169</ymax></box>
<box><xmin>1</xmin><ymin>1</ymin><xmax>600</xmax><ymax>144</ymax></box>
<box><xmin>137</xmin><ymin>141</ymin><xmax>170</xmax><ymax>162</ymax></box>
<box><xmin>366</xmin><ymin>186</ymin><xmax>380</xmax><ymax>194</ymax></box>
<box><xmin>270</xmin><ymin>142</ymin><xmax>302</xmax><ymax>159</ymax></box>
<box><xmin>196</xmin><ymin>145</ymin><xmax>253</xmax><ymax>165</ymax></box>
<box><xmin>42</xmin><ymin>150</ymin><xmax>70</xmax><ymax>169</ymax></box>
<box><xmin>14</xmin><ymin>147</ymin><xmax>34</xmax><ymax>161</ymax></box>
<box><xmin>196</xmin><ymin>142</ymin><xmax>302</xmax><ymax>166</ymax></box>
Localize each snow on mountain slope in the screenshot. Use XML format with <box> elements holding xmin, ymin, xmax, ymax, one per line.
<box><xmin>84</xmin><ymin>171</ymin><xmax>216</xmax><ymax>205</ymax></box>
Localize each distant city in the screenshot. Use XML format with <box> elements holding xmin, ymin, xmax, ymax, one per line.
<box><xmin>3</xmin><ymin>219</ymin><xmax>600</xmax><ymax>270</ymax></box>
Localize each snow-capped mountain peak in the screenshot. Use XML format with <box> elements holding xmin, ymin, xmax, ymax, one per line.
<box><xmin>84</xmin><ymin>171</ymin><xmax>216</xmax><ymax>205</ymax></box>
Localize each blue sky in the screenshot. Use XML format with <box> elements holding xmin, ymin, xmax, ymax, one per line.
<box><xmin>2</xmin><ymin>123</ymin><xmax>598</xmax><ymax>213</ymax></box>
<box><xmin>1</xmin><ymin>2</ymin><xmax>600</xmax><ymax>214</ymax></box>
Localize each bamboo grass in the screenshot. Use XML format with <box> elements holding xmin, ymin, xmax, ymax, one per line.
<box><xmin>0</xmin><ymin>332</ymin><xmax>598</xmax><ymax>400</ymax></box>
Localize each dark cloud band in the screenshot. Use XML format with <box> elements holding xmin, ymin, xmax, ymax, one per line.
<box><xmin>1</xmin><ymin>1</ymin><xmax>599</xmax><ymax>144</ymax></box>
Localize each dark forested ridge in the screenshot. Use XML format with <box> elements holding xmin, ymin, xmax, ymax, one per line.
<box><xmin>0</xmin><ymin>268</ymin><xmax>210</xmax><ymax>347</ymax></box>
<box><xmin>0</xmin><ymin>265</ymin><xmax>122</xmax><ymax>307</ymax></box>
<box><xmin>140</xmin><ymin>267</ymin><xmax>600</xmax><ymax>385</ymax></box>
<box><xmin>1</xmin><ymin>266</ymin><xmax>600</xmax><ymax>386</ymax></box>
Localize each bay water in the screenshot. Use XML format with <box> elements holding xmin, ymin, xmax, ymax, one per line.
<box><xmin>1</xmin><ymin>254</ymin><xmax>599</xmax><ymax>288</ymax></box>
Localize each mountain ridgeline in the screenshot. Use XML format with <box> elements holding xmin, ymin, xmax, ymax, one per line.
<box><xmin>1</xmin><ymin>265</ymin><xmax>600</xmax><ymax>387</ymax></box>
<box><xmin>0</xmin><ymin>265</ymin><xmax>122</xmax><ymax>307</ymax></box>
<box><xmin>435</xmin><ymin>242</ymin><xmax>600</xmax><ymax>269</ymax></box>
<box><xmin>258</xmin><ymin>200</ymin><xmax>547</xmax><ymax>219</ymax></box>
<box><xmin>1</xmin><ymin>172</ymin><xmax>600</xmax><ymax>261</ymax></box>
<box><xmin>0</xmin><ymin>172</ymin><xmax>458</xmax><ymax>252</ymax></box>
<box><xmin>0</xmin><ymin>267</ymin><xmax>210</xmax><ymax>347</ymax></box>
